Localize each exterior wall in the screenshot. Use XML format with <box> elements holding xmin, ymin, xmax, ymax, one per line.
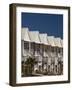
<box><xmin>21</xmin><ymin>40</ymin><xmax>63</xmax><ymax>76</ymax></box>
<box><xmin>21</xmin><ymin>28</ymin><xmax>63</xmax><ymax>76</ymax></box>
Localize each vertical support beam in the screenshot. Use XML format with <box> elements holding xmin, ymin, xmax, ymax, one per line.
<box><xmin>57</xmin><ymin>50</ymin><xmax>59</xmax><ymax>75</ymax></box>
<box><xmin>42</xmin><ymin>45</ymin><xmax>44</xmax><ymax>72</ymax></box>
<box><xmin>53</xmin><ymin>47</ymin><xmax>55</xmax><ymax>74</ymax></box>
<box><xmin>23</xmin><ymin>40</ymin><xmax>24</xmax><ymax>57</ymax></box>
<box><xmin>29</xmin><ymin>41</ymin><xmax>31</xmax><ymax>56</ymax></box>
<box><xmin>49</xmin><ymin>46</ymin><xmax>51</xmax><ymax>74</ymax></box>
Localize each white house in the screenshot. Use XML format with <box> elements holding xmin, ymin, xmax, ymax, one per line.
<box><xmin>21</xmin><ymin>27</ymin><xmax>63</xmax><ymax>76</ymax></box>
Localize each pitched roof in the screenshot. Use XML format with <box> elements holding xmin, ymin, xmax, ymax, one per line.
<box><xmin>29</xmin><ymin>31</ymin><xmax>40</xmax><ymax>43</ymax></box>
<box><xmin>47</xmin><ymin>36</ymin><xmax>56</xmax><ymax>46</ymax></box>
<box><xmin>54</xmin><ymin>37</ymin><xmax>62</xmax><ymax>48</ymax></box>
<box><xmin>60</xmin><ymin>39</ymin><xmax>63</xmax><ymax>48</ymax></box>
<box><xmin>39</xmin><ymin>33</ymin><xmax>49</xmax><ymax>45</ymax></box>
<box><xmin>21</xmin><ymin>27</ymin><xmax>63</xmax><ymax>48</ymax></box>
<box><xmin>21</xmin><ymin>28</ymin><xmax>31</xmax><ymax>42</ymax></box>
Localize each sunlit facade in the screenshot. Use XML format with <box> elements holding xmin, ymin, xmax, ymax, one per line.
<box><xmin>21</xmin><ymin>27</ymin><xmax>63</xmax><ymax>76</ymax></box>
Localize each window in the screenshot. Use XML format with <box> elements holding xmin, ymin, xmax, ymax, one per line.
<box><xmin>58</xmin><ymin>49</ymin><xmax>61</xmax><ymax>53</ymax></box>
<box><xmin>31</xmin><ymin>43</ymin><xmax>34</xmax><ymax>49</ymax></box>
<box><xmin>51</xmin><ymin>47</ymin><xmax>54</xmax><ymax>52</ymax></box>
<box><xmin>43</xmin><ymin>57</ymin><xmax>48</xmax><ymax>64</ymax></box>
<box><xmin>24</xmin><ymin>41</ymin><xmax>29</xmax><ymax>50</ymax></box>
<box><xmin>35</xmin><ymin>44</ymin><xmax>40</xmax><ymax>52</ymax></box>
<box><xmin>44</xmin><ymin>46</ymin><xmax>48</xmax><ymax>52</ymax></box>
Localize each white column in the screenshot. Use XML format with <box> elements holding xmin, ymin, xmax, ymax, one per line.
<box><xmin>21</xmin><ymin>40</ymin><xmax>25</xmax><ymax>59</ymax></box>
<box><xmin>29</xmin><ymin>41</ymin><xmax>31</xmax><ymax>56</ymax></box>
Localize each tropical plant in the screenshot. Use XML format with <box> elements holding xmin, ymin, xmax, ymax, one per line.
<box><xmin>25</xmin><ymin>57</ymin><xmax>36</xmax><ymax>75</ymax></box>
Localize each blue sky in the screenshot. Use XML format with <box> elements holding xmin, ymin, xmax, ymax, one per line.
<box><xmin>21</xmin><ymin>12</ymin><xmax>63</xmax><ymax>39</ymax></box>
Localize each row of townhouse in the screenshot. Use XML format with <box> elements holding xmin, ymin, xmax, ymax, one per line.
<box><xmin>21</xmin><ymin>27</ymin><xmax>63</xmax><ymax>76</ymax></box>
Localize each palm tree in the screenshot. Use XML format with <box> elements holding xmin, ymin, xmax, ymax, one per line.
<box><xmin>25</xmin><ymin>57</ymin><xmax>35</xmax><ymax>76</ymax></box>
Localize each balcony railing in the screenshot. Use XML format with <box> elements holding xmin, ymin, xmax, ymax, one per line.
<box><xmin>23</xmin><ymin>49</ymin><xmax>31</xmax><ymax>56</ymax></box>
<box><xmin>50</xmin><ymin>52</ymin><xmax>57</xmax><ymax>57</ymax></box>
<box><xmin>35</xmin><ymin>51</ymin><xmax>41</xmax><ymax>56</ymax></box>
<box><xmin>43</xmin><ymin>51</ymin><xmax>48</xmax><ymax>57</ymax></box>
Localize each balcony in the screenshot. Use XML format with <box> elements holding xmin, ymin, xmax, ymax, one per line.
<box><xmin>35</xmin><ymin>51</ymin><xmax>41</xmax><ymax>56</ymax></box>
<box><xmin>23</xmin><ymin>49</ymin><xmax>31</xmax><ymax>56</ymax></box>
<box><xmin>43</xmin><ymin>51</ymin><xmax>48</xmax><ymax>57</ymax></box>
<box><xmin>50</xmin><ymin>52</ymin><xmax>57</xmax><ymax>57</ymax></box>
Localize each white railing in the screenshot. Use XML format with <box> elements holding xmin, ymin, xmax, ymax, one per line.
<box><xmin>24</xmin><ymin>49</ymin><xmax>31</xmax><ymax>56</ymax></box>
<box><xmin>50</xmin><ymin>52</ymin><xmax>57</xmax><ymax>57</ymax></box>
<box><xmin>35</xmin><ymin>51</ymin><xmax>41</xmax><ymax>56</ymax></box>
<box><xmin>43</xmin><ymin>51</ymin><xmax>48</xmax><ymax>57</ymax></box>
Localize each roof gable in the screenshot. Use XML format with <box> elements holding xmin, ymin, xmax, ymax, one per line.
<box><xmin>21</xmin><ymin>28</ymin><xmax>31</xmax><ymax>42</ymax></box>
